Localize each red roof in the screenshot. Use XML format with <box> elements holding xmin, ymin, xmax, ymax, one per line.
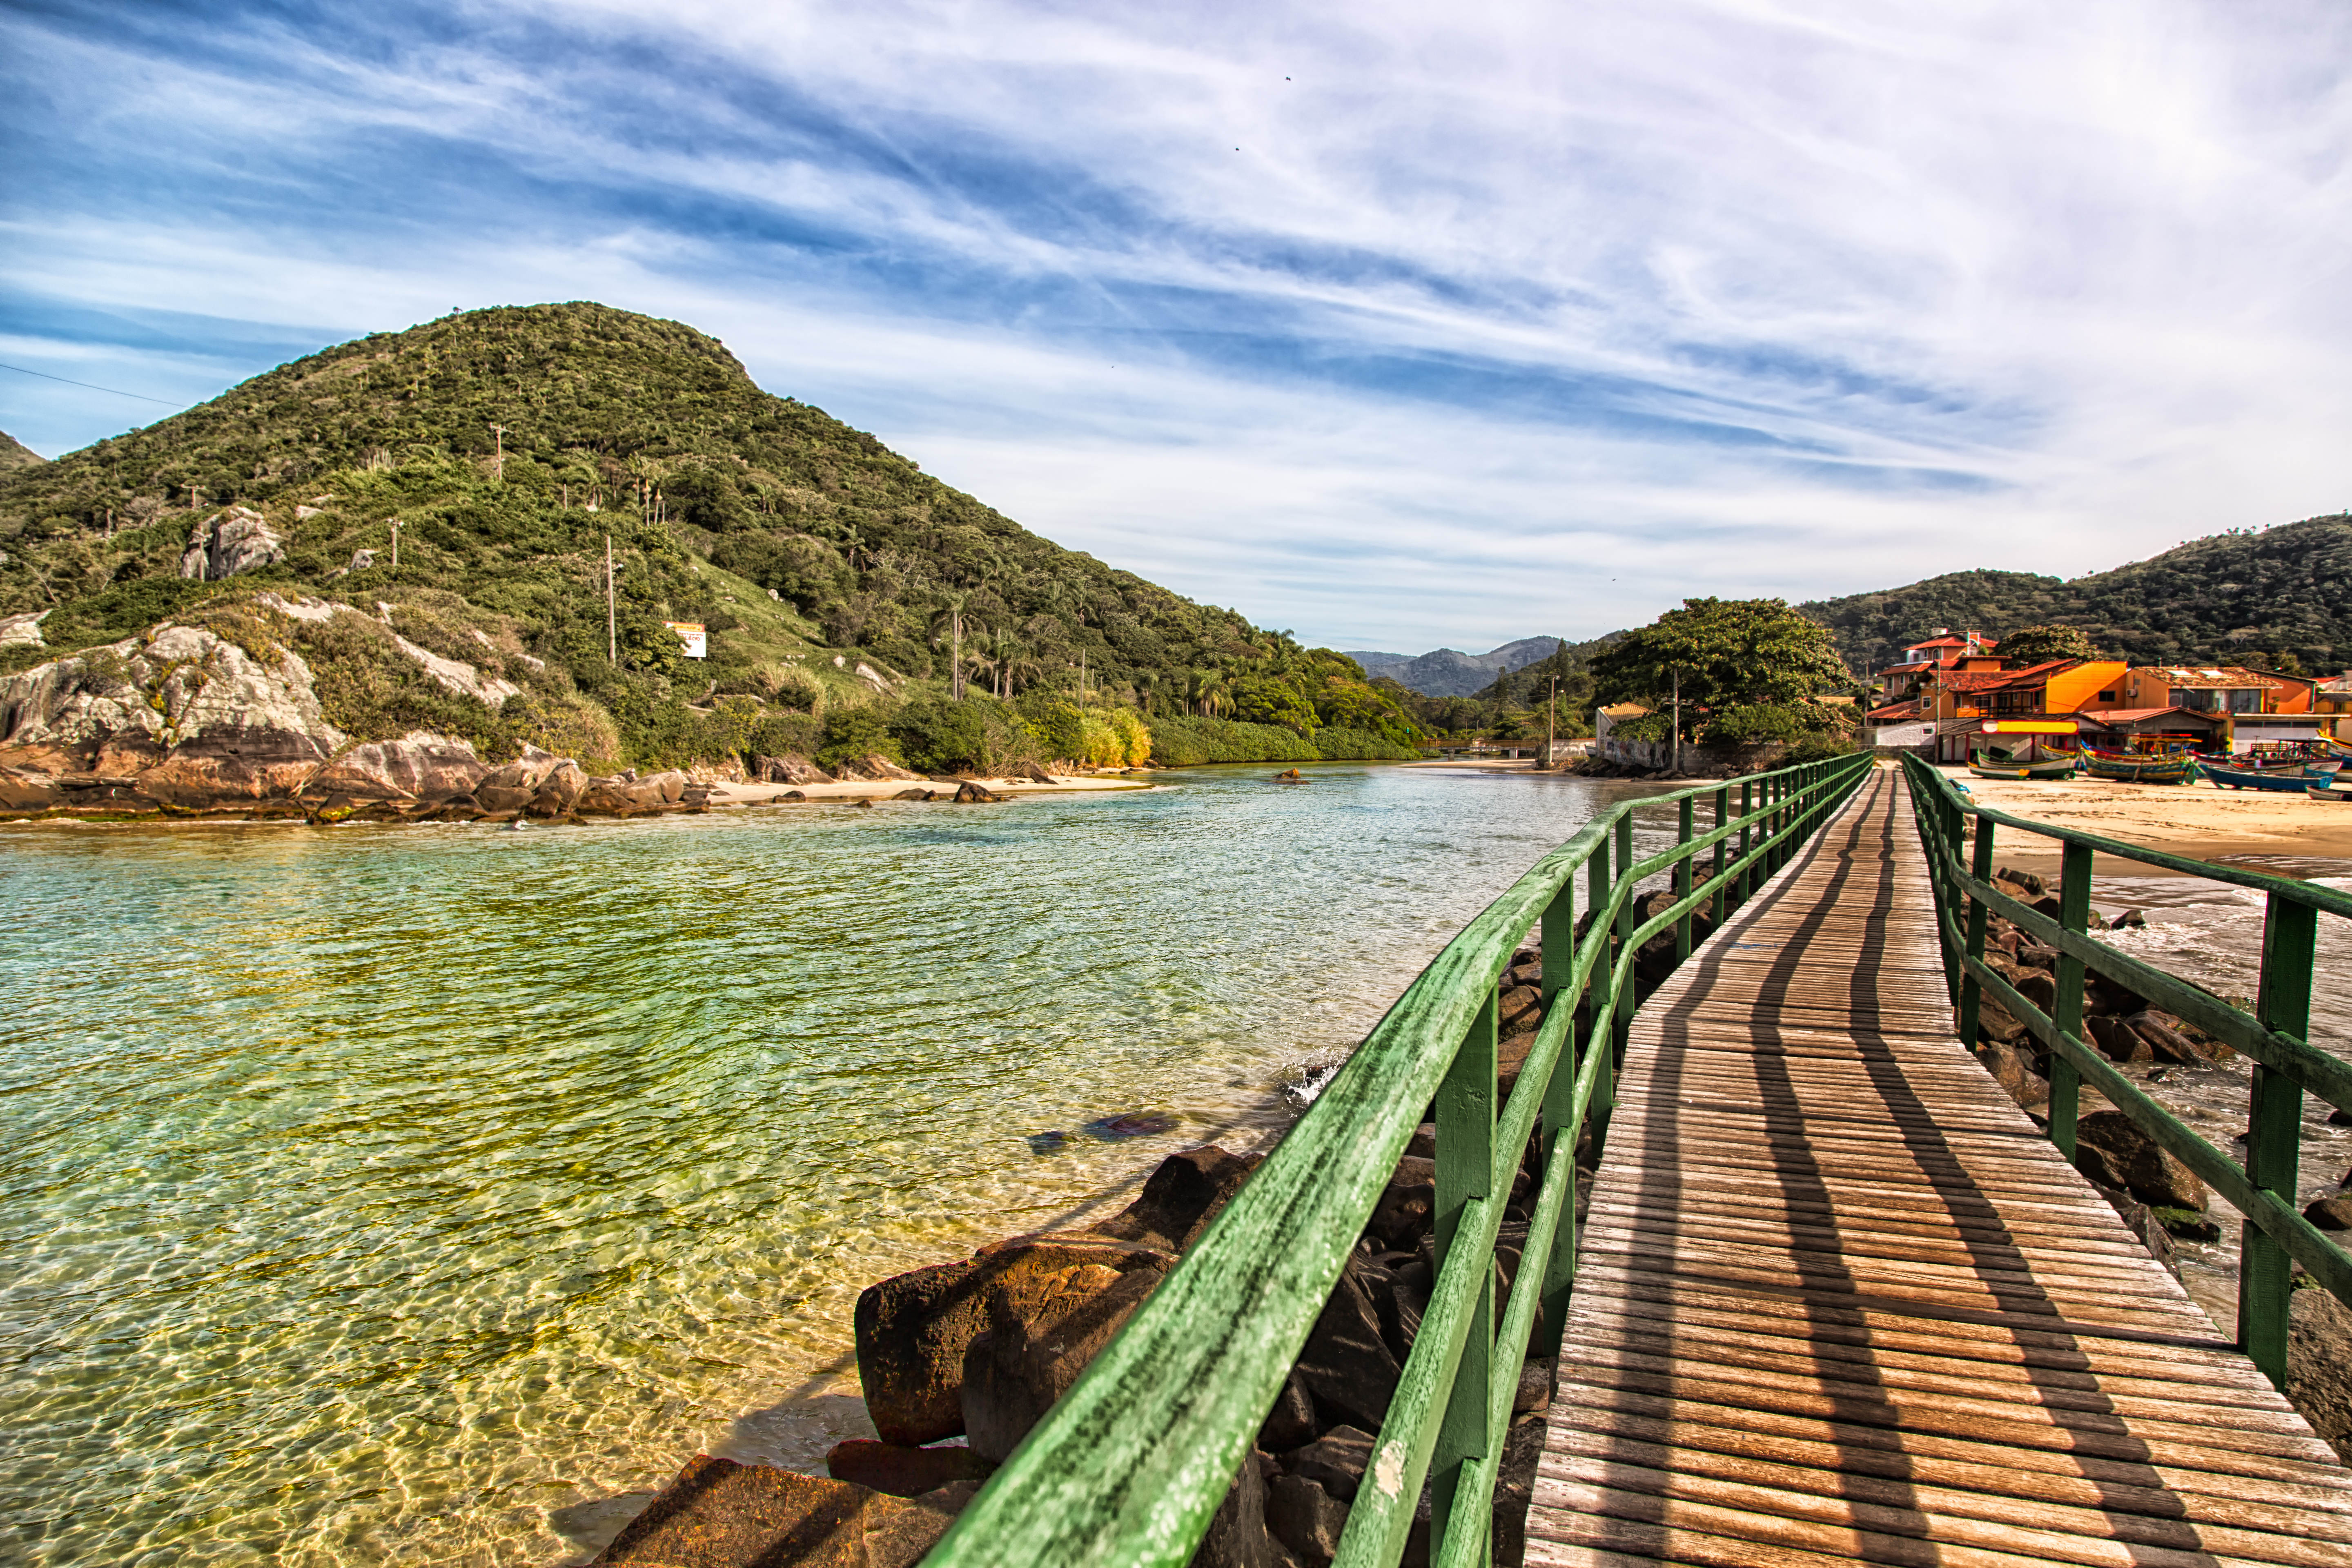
<box><xmin>1932</xmin><ymin>657</ymin><xmax>2078</xmax><ymax>694</ymax></box>
<box><xmin>1865</xmin><ymin>701</ymin><xmax>1924</xmax><ymax>722</ymax></box>
<box><xmin>1907</xmin><ymin>635</ymin><xmax>1997</xmax><ymax>651</ymax></box>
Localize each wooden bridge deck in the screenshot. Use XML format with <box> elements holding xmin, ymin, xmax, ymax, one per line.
<box><xmin>1527</xmin><ymin>768</ymin><xmax>2352</xmax><ymax>1567</ymax></box>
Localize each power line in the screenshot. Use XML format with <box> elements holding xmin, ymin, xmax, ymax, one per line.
<box><xmin>0</xmin><ymin>361</ymin><xmax>180</xmax><ymax>405</ymax></box>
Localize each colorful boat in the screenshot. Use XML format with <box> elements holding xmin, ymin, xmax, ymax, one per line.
<box><xmin>2310</xmin><ymin>781</ymin><xmax>2352</xmax><ymax>802</ymax></box>
<box><xmin>2081</xmin><ymin>753</ymin><xmax>2200</xmax><ymax>784</ymax></box>
<box><xmin>2205</xmin><ymin>760</ymin><xmax>2330</xmax><ymax>793</ymax></box>
<box><xmin>1967</xmin><ymin>754</ymin><xmax>2078</xmax><ymax>780</ymax></box>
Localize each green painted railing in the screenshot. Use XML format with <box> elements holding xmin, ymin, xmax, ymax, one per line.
<box><xmin>927</xmin><ymin>751</ymin><xmax>1875</xmax><ymax>1567</ymax></box>
<box><xmin>1900</xmin><ymin>754</ymin><xmax>2352</xmax><ymax>1387</ymax></box>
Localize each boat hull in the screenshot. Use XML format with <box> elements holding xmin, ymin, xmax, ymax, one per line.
<box><xmin>2205</xmin><ymin>761</ymin><xmax>2326</xmax><ymax>793</ymax></box>
<box><xmin>1967</xmin><ymin>758</ymin><xmax>2078</xmax><ymax>780</ymax></box>
<box><xmin>2081</xmin><ymin>756</ymin><xmax>2199</xmax><ymax>784</ymax></box>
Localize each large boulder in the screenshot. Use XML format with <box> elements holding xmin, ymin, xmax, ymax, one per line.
<box><xmin>837</xmin><ymin>753</ymin><xmax>923</xmax><ymax>783</ymax></box>
<box><xmin>179</xmin><ymin>506</ymin><xmax>286</xmax><ymax>581</ymax></box>
<box><xmin>0</xmin><ymin>609</ymin><xmax>47</xmax><ymax>648</ymax></box>
<box><xmin>962</xmin><ymin>1259</ymin><xmax>1165</xmax><ymax>1462</ymax></box>
<box><xmin>1188</xmin><ymin>1450</ymin><xmax>1277</xmax><ymax>1568</ymax></box>
<box><xmin>526</xmin><ymin>759</ymin><xmax>589</xmax><ymax>817</ymax></box>
<box><xmin>304</xmin><ymin>732</ymin><xmax>488</xmax><ymax>804</ymax></box>
<box><xmin>590</xmin><ymin>1455</ymin><xmax>956</xmax><ymax>1567</ymax></box>
<box><xmin>473</xmin><ymin>746</ymin><xmax>570</xmax><ymax>813</ymax></box>
<box><xmin>1292</xmin><ymin>1258</ymin><xmax>1402</xmax><ymax>1434</ymax></box>
<box><xmin>757</xmin><ymin>754</ymin><xmax>834</xmax><ymax>784</ymax></box>
<box><xmin>2289</xmin><ymin>1286</ymin><xmax>2352</xmax><ymax>1465</ymax></box>
<box><xmin>853</xmin><ymin>1235</ymin><xmax>1174</xmax><ymax>1447</ymax></box>
<box><xmin>2075</xmin><ymin>1111</ymin><xmax>2207</xmax><ymax>1212</ymax></box>
<box><xmin>1091</xmin><ymin>1146</ymin><xmax>1264</xmax><ymax>1253</ymax></box>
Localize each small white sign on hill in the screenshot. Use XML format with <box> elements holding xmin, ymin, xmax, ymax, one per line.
<box><xmin>665</xmin><ymin>621</ymin><xmax>707</xmax><ymax>658</ymax></box>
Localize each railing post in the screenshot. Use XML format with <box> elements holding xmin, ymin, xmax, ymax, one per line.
<box><xmin>1430</xmin><ymin>987</ymin><xmax>1497</xmax><ymax>1556</ymax></box>
<box><xmin>1960</xmin><ymin>807</ymin><xmax>1994</xmax><ymax>1051</ymax></box>
<box><xmin>1539</xmin><ymin>879</ymin><xmax>1579</xmax><ymax>1354</ymax></box>
<box><xmin>2049</xmin><ymin>842</ymin><xmax>2092</xmax><ymax>1160</ymax></box>
<box><xmin>1586</xmin><ymin>840</ymin><xmax>1616</xmax><ymax>1149</ymax></box>
<box><xmin>1710</xmin><ymin>786</ymin><xmax>1729</xmax><ymax>926</ymax></box>
<box><xmin>2242</xmin><ymin>891</ymin><xmax>2316</xmax><ymax>1389</ymax></box>
<box><xmin>1612</xmin><ymin>816</ymin><xmax>1635</xmax><ymax>1064</ymax></box>
<box><xmin>1737</xmin><ymin>779</ymin><xmax>1754</xmax><ymax>904</ymax></box>
<box><xmin>1675</xmin><ymin>794</ymin><xmax>1696</xmax><ymax>961</ymax></box>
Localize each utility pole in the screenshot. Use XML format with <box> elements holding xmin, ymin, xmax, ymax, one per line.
<box><xmin>951</xmin><ymin>606</ymin><xmax>964</xmax><ymax>701</ymax></box>
<box><xmin>606</xmin><ymin>534</ymin><xmax>617</xmax><ymax>663</ymax></box>
<box><xmin>1670</xmin><ymin>666</ymin><xmax>1682</xmax><ymax>775</ymax></box>
<box><xmin>390</xmin><ymin>520</ymin><xmax>400</xmax><ymax>570</ymax></box>
<box><xmin>489</xmin><ymin>423</ymin><xmax>507</xmax><ymax>482</ymax></box>
<box><xmin>1547</xmin><ymin>672</ymin><xmax>1557</xmax><ymax>770</ymax></box>
<box><xmin>185</xmin><ymin>483</ymin><xmax>200</xmax><ymax>511</ymax></box>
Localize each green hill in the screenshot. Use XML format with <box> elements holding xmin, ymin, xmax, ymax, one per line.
<box><xmin>0</xmin><ymin>430</ymin><xmax>41</xmax><ymax>472</ymax></box>
<box><xmin>0</xmin><ymin>303</ymin><xmax>1418</xmax><ymax>770</ymax></box>
<box><xmin>1800</xmin><ymin>516</ymin><xmax>2352</xmax><ymax>675</ymax></box>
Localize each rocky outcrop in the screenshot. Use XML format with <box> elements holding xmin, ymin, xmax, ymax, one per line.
<box><xmin>179</xmin><ymin>506</ymin><xmax>287</xmax><ymax>581</ymax></box>
<box><xmin>389</xmin><ymin>631</ymin><xmax>522</xmax><ymax>708</ymax></box>
<box><xmin>836</xmin><ymin>753</ymin><xmax>923</xmax><ymax>783</ymax></box>
<box><xmin>756</xmin><ymin>754</ymin><xmax>834</xmax><ymax>784</ymax></box>
<box><xmin>852</xmin><ymin>1235</ymin><xmax>1175</xmax><ymax>1447</ymax></box>
<box><xmin>961</xmin><ymin>1257</ymin><xmax>1165</xmax><ymax>1461</ymax></box>
<box><xmin>2290</xmin><ymin>1286</ymin><xmax>2352</xmax><ymax>1465</ymax></box>
<box><xmin>303</xmin><ymin>733</ymin><xmax>489</xmax><ymax>804</ymax></box>
<box><xmin>0</xmin><ymin>609</ymin><xmax>46</xmax><ymax>648</ymax></box>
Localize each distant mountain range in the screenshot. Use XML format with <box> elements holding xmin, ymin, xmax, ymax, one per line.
<box><xmin>1346</xmin><ymin>637</ymin><xmax>1565</xmax><ymax>697</ymax></box>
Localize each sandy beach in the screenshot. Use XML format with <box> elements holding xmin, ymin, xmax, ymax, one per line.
<box><xmin>1942</xmin><ymin>768</ymin><xmax>2352</xmax><ymax>866</ymax></box>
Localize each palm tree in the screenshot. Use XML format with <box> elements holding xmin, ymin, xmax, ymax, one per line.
<box><xmin>930</xmin><ymin>594</ymin><xmax>970</xmax><ymax>700</ymax></box>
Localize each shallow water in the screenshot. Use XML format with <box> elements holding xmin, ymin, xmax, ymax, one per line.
<box><xmin>0</xmin><ymin>764</ymin><xmax>1688</xmax><ymax>1568</ymax></box>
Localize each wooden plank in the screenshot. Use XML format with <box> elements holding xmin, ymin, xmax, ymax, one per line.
<box><xmin>1528</xmin><ymin>770</ymin><xmax>2352</xmax><ymax>1568</ymax></box>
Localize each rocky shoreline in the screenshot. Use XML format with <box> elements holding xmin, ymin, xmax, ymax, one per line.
<box><xmin>576</xmin><ymin>867</ymin><xmax>2352</xmax><ymax>1567</ymax></box>
<box><xmin>580</xmin><ymin>891</ymin><xmax>1769</xmax><ymax>1568</ymax></box>
<box><xmin>0</xmin><ymin>593</ymin><xmax>1101</xmax><ymax>824</ymax></box>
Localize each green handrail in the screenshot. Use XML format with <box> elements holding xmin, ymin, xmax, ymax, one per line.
<box><xmin>1899</xmin><ymin>754</ymin><xmax>2352</xmax><ymax>1389</ymax></box>
<box><xmin>926</xmin><ymin>751</ymin><xmax>1877</xmax><ymax>1567</ymax></box>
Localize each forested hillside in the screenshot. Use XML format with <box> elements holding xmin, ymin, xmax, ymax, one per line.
<box><xmin>0</xmin><ymin>303</ymin><xmax>1419</xmax><ymax>770</ymax></box>
<box><xmin>1801</xmin><ymin>516</ymin><xmax>2352</xmax><ymax>675</ymax></box>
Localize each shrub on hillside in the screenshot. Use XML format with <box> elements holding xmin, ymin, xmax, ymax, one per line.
<box><xmin>892</xmin><ymin>698</ymin><xmax>988</xmax><ymax>773</ymax></box>
<box><xmin>1147</xmin><ymin>715</ymin><xmax>1318</xmax><ymax>766</ymax></box>
<box><xmin>818</xmin><ymin>704</ymin><xmax>905</xmax><ymax>770</ymax></box>
<box><xmin>1313</xmin><ymin>726</ymin><xmax>1421</xmax><ymax>761</ymax></box>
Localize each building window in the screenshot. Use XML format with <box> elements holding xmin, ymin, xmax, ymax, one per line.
<box><xmin>1992</xmin><ymin>689</ymin><xmax>2040</xmax><ymax>715</ymax></box>
<box><xmin>2170</xmin><ymin>688</ymin><xmax>2217</xmax><ymax>711</ymax></box>
<box><xmin>2229</xmin><ymin>688</ymin><xmax>2261</xmax><ymax>713</ymax></box>
<box><xmin>2097</xmin><ymin>690</ymin><xmax>2117</xmax><ymax>702</ymax></box>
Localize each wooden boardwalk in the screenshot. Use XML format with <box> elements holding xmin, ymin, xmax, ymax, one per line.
<box><xmin>1527</xmin><ymin>768</ymin><xmax>2352</xmax><ymax>1567</ymax></box>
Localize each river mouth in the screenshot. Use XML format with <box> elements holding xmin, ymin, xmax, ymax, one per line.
<box><xmin>0</xmin><ymin>763</ymin><xmax>1695</xmax><ymax>1567</ymax></box>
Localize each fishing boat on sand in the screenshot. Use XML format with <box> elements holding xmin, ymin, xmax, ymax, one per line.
<box><xmin>2081</xmin><ymin>752</ymin><xmax>2201</xmax><ymax>785</ymax></box>
<box><xmin>1967</xmin><ymin>753</ymin><xmax>2078</xmax><ymax>780</ymax></box>
<box><xmin>2205</xmin><ymin>759</ymin><xmax>2334</xmax><ymax>793</ymax></box>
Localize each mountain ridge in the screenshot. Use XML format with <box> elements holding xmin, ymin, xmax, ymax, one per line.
<box><xmin>1797</xmin><ymin>516</ymin><xmax>2352</xmax><ymax>676</ymax></box>
<box><xmin>1345</xmin><ymin>636</ymin><xmax>1565</xmax><ymax>697</ymax></box>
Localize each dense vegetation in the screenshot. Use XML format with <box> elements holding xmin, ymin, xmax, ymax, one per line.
<box><xmin>1799</xmin><ymin>516</ymin><xmax>2352</xmax><ymax>676</ymax></box>
<box><xmin>0</xmin><ymin>430</ymin><xmax>40</xmax><ymax>472</ymax></box>
<box><xmin>0</xmin><ymin>303</ymin><xmax>1423</xmax><ymax>770</ymax></box>
<box><xmin>1379</xmin><ymin>637</ymin><xmax>1612</xmax><ymax>742</ymax></box>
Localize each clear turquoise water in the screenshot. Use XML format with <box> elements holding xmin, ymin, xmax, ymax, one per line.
<box><xmin>0</xmin><ymin>764</ymin><xmax>1683</xmax><ymax>1566</ymax></box>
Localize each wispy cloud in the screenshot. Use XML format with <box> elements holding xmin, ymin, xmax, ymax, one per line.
<box><xmin>4</xmin><ymin>0</ymin><xmax>2349</xmax><ymax>648</ymax></box>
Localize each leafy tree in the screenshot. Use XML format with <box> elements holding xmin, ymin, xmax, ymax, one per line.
<box><xmin>1997</xmin><ymin>624</ymin><xmax>2097</xmax><ymax>667</ymax></box>
<box><xmin>1592</xmin><ymin>598</ymin><xmax>1849</xmax><ymax>739</ymax></box>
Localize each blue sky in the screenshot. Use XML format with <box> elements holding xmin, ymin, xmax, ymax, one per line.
<box><xmin>5</xmin><ymin>1</ymin><xmax>2350</xmax><ymax>650</ymax></box>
